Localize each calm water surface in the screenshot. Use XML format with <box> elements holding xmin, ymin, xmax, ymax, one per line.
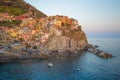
<box><xmin>0</xmin><ymin>38</ymin><xmax>120</xmax><ymax>80</ymax></box>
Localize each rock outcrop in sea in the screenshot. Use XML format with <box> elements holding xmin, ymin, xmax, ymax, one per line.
<box><xmin>87</xmin><ymin>44</ymin><xmax>112</xmax><ymax>58</ymax></box>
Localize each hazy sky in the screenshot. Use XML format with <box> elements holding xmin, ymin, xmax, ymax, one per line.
<box><xmin>24</xmin><ymin>0</ymin><xmax>120</xmax><ymax>38</ymax></box>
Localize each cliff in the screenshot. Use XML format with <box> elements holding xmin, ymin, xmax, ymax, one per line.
<box><xmin>0</xmin><ymin>0</ymin><xmax>88</xmax><ymax>62</ymax></box>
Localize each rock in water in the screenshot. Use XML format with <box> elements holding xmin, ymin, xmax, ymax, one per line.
<box><xmin>95</xmin><ymin>45</ymin><xmax>99</xmax><ymax>48</ymax></box>
<box><xmin>87</xmin><ymin>44</ymin><xmax>112</xmax><ymax>58</ymax></box>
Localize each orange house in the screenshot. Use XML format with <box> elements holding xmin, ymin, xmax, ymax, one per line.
<box><xmin>68</xmin><ymin>19</ymin><xmax>72</xmax><ymax>25</ymax></box>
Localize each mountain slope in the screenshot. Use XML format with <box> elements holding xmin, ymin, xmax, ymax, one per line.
<box><xmin>0</xmin><ymin>0</ymin><xmax>47</xmax><ymax>18</ymax></box>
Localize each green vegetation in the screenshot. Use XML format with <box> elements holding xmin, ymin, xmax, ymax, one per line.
<box><xmin>0</xmin><ymin>44</ymin><xmax>2</xmax><ymax>49</ymax></box>
<box><xmin>0</xmin><ymin>20</ymin><xmax>22</xmax><ymax>27</ymax></box>
<box><xmin>0</xmin><ymin>6</ymin><xmax>27</xmax><ymax>16</ymax></box>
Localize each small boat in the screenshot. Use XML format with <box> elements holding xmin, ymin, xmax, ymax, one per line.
<box><xmin>48</xmin><ymin>62</ymin><xmax>53</xmax><ymax>67</ymax></box>
<box><xmin>76</xmin><ymin>68</ymin><xmax>80</xmax><ymax>71</ymax></box>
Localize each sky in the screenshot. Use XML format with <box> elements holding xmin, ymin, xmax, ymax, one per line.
<box><xmin>24</xmin><ymin>0</ymin><xmax>120</xmax><ymax>38</ymax></box>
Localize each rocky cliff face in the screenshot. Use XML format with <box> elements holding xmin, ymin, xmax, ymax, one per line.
<box><xmin>0</xmin><ymin>0</ymin><xmax>88</xmax><ymax>62</ymax></box>
<box><xmin>46</xmin><ymin>35</ymin><xmax>87</xmax><ymax>51</ymax></box>
<box><xmin>43</xmin><ymin>16</ymin><xmax>88</xmax><ymax>51</ymax></box>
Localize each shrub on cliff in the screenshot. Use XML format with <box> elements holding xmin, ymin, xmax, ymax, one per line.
<box><xmin>0</xmin><ymin>20</ymin><xmax>22</xmax><ymax>27</ymax></box>
<box><xmin>0</xmin><ymin>6</ymin><xmax>27</xmax><ymax>16</ymax></box>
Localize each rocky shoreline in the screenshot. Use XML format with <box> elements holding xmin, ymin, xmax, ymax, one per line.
<box><xmin>87</xmin><ymin>44</ymin><xmax>112</xmax><ymax>58</ymax></box>
<box><xmin>0</xmin><ymin>47</ymin><xmax>82</xmax><ymax>63</ymax></box>
<box><xmin>0</xmin><ymin>42</ymin><xmax>112</xmax><ymax>63</ymax></box>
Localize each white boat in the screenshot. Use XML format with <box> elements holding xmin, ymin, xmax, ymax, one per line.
<box><xmin>76</xmin><ymin>68</ymin><xmax>80</xmax><ymax>71</ymax></box>
<box><xmin>48</xmin><ymin>62</ymin><xmax>53</xmax><ymax>67</ymax></box>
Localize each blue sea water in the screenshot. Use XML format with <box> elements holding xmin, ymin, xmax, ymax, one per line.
<box><xmin>0</xmin><ymin>38</ymin><xmax>120</xmax><ymax>80</ymax></box>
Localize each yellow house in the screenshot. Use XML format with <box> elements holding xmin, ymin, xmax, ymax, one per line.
<box><xmin>55</xmin><ymin>19</ymin><xmax>62</xmax><ymax>27</ymax></box>
<box><xmin>11</xmin><ymin>32</ymin><xmax>17</xmax><ymax>37</ymax></box>
<box><xmin>36</xmin><ymin>25</ymin><xmax>41</xmax><ymax>31</ymax></box>
<box><xmin>18</xmin><ymin>34</ymin><xmax>22</xmax><ymax>39</ymax></box>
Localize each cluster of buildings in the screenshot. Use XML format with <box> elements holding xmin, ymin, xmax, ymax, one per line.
<box><xmin>0</xmin><ymin>13</ymin><xmax>14</xmax><ymax>21</ymax></box>
<box><xmin>0</xmin><ymin>14</ymin><xmax>80</xmax><ymax>45</ymax></box>
<box><xmin>40</xmin><ymin>15</ymin><xmax>79</xmax><ymax>29</ymax></box>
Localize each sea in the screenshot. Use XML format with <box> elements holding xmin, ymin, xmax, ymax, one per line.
<box><xmin>0</xmin><ymin>38</ymin><xmax>120</xmax><ymax>80</ymax></box>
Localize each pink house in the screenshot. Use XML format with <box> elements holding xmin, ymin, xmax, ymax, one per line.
<box><xmin>15</xmin><ymin>14</ymin><xmax>27</xmax><ymax>20</ymax></box>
